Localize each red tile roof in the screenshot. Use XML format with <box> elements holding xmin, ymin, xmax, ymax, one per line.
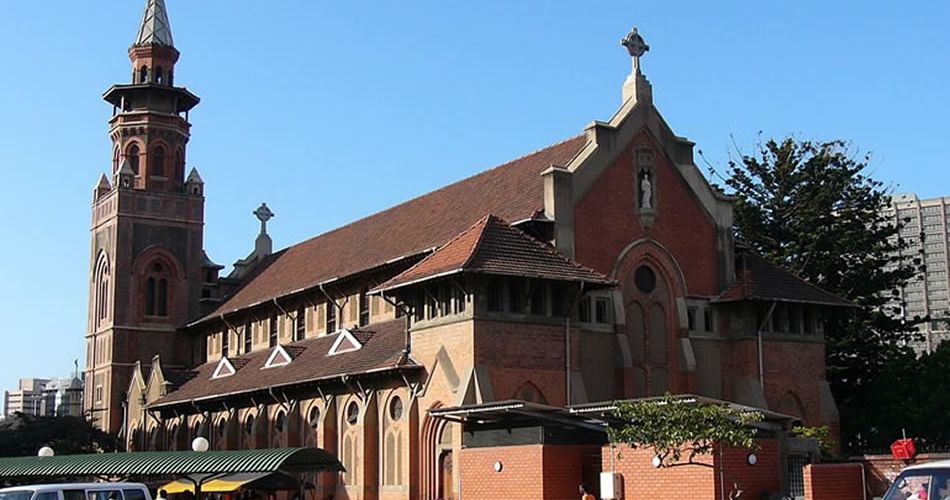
<box><xmin>198</xmin><ymin>136</ymin><xmax>587</xmax><ymax>323</ymax></box>
<box><xmin>151</xmin><ymin>319</ymin><xmax>418</xmax><ymax>408</ymax></box>
<box><xmin>374</xmin><ymin>215</ymin><xmax>614</xmax><ymax>292</ymax></box>
<box><xmin>714</xmin><ymin>251</ymin><xmax>852</xmax><ymax>307</ymax></box>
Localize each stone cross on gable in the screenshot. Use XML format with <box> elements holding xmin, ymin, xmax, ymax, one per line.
<box><xmin>621</xmin><ymin>27</ymin><xmax>650</xmax><ymax>76</ymax></box>
<box><xmin>254</xmin><ymin>203</ymin><xmax>274</xmax><ymax>235</ymax></box>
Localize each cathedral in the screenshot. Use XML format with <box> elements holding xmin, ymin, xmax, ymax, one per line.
<box><xmin>85</xmin><ymin>1</ymin><xmax>849</xmax><ymax>499</ymax></box>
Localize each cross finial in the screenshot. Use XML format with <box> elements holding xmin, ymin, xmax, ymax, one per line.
<box><xmin>621</xmin><ymin>27</ymin><xmax>650</xmax><ymax>75</ymax></box>
<box><xmin>253</xmin><ymin>203</ymin><xmax>274</xmax><ymax>235</ymax></box>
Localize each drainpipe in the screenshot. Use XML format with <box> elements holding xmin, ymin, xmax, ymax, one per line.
<box><xmin>566</xmin><ymin>282</ymin><xmax>586</xmax><ymax>406</ymax></box>
<box><xmin>756</xmin><ymin>301</ymin><xmax>777</xmax><ymax>397</ymax></box>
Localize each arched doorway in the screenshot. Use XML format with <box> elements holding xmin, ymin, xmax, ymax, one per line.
<box><xmin>625</xmin><ymin>262</ymin><xmax>675</xmax><ymax>396</ymax></box>
<box><xmin>438</xmin><ymin>426</ymin><xmax>455</xmax><ymax>500</ymax></box>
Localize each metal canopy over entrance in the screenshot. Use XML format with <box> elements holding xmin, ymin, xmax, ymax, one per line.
<box><xmin>0</xmin><ymin>447</ymin><xmax>342</xmax><ymax>480</ymax></box>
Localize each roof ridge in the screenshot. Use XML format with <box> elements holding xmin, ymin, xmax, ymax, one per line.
<box><xmin>372</xmin><ymin>218</ymin><xmax>490</xmax><ymax>292</ymax></box>
<box><xmin>263</xmin><ymin>135</ymin><xmax>586</xmax><ymax>259</ymax></box>
<box><xmin>459</xmin><ymin>215</ymin><xmax>496</xmax><ymax>269</ymax></box>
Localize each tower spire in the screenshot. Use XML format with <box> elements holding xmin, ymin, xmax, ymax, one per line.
<box><xmin>134</xmin><ymin>0</ymin><xmax>174</xmax><ymax>47</ymax></box>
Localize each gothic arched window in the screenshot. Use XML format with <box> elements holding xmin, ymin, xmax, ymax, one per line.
<box><xmin>127</xmin><ymin>144</ymin><xmax>140</xmax><ymax>175</ymax></box>
<box><xmin>95</xmin><ymin>253</ymin><xmax>111</xmax><ymax>327</ymax></box>
<box><xmin>155</xmin><ymin>66</ymin><xmax>165</xmax><ymax>85</ymax></box>
<box><xmin>152</xmin><ymin>146</ymin><xmax>165</xmax><ymax>177</ymax></box>
<box><xmin>139</xmin><ymin>66</ymin><xmax>148</xmax><ymax>84</ymax></box>
<box><xmin>145</xmin><ymin>262</ymin><xmax>169</xmax><ymax>317</ymax></box>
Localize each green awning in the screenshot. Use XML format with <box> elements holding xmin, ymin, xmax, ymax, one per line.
<box><xmin>0</xmin><ymin>447</ymin><xmax>343</xmax><ymax>479</ymax></box>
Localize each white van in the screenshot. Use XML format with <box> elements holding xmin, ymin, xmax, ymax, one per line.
<box><xmin>881</xmin><ymin>459</ymin><xmax>950</xmax><ymax>500</ymax></box>
<box><xmin>0</xmin><ymin>483</ymin><xmax>152</xmax><ymax>500</ymax></box>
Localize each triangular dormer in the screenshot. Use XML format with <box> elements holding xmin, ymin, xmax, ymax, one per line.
<box><xmin>212</xmin><ymin>357</ymin><xmax>237</xmax><ymax>379</ymax></box>
<box><xmin>328</xmin><ymin>329</ymin><xmax>362</xmax><ymax>356</ymax></box>
<box><xmin>263</xmin><ymin>345</ymin><xmax>293</xmax><ymax>369</ymax></box>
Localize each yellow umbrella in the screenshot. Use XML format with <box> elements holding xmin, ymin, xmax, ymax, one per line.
<box><xmin>159</xmin><ymin>472</ymin><xmax>308</xmax><ymax>494</ymax></box>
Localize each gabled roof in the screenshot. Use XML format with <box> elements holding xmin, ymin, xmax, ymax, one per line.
<box><xmin>373</xmin><ymin>214</ymin><xmax>614</xmax><ymax>293</ymax></box>
<box><xmin>197</xmin><ymin>135</ymin><xmax>587</xmax><ymax>324</ymax></box>
<box><xmin>713</xmin><ymin>251</ymin><xmax>853</xmax><ymax>307</ymax></box>
<box><xmin>134</xmin><ymin>0</ymin><xmax>175</xmax><ymax>47</ymax></box>
<box><xmin>151</xmin><ymin>319</ymin><xmax>418</xmax><ymax>408</ymax></box>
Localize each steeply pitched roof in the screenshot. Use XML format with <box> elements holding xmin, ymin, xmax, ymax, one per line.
<box><xmin>714</xmin><ymin>251</ymin><xmax>853</xmax><ymax>307</ymax></box>
<box><xmin>134</xmin><ymin>0</ymin><xmax>175</xmax><ymax>47</ymax></box>
<box><xmin>151</xmin><ymin>319</ymin><xmax>418</xmax><ymax>408</ymax></box>
<box><xmin>199</xmin><ymin>135</ymin><xmax>587</xmax><ymax>323</ymax></box>
<box><xmin>374</xmin><ymin>214</ymin><xmax>614</xmax><ymax>292</ymax></box>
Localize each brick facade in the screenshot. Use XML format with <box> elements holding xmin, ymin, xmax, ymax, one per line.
<box><xmin>803</xmin><ymin>463</ymin><xmax>865</xmax><ymax>500</ymax></box>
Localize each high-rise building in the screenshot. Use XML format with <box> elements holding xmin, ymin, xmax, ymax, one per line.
<box><xmin>887</xmin><ymin>193</ymin><xmax>950</xmax><ymax>353</ymax></box>
<box><xmin>3</xmin><ymin>378</ymin><xmax>50</xmax><ymax>418</ymax></box>
<box><xmin>39</xmin><ymin>376</ymin><xmax>85</xmax><ymax>418</ymax></box>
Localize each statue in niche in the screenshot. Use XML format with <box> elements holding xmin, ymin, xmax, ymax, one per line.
<box><xmin>639</xmin><ymin>169</ymin><xmax>653</xmax><ymax>210</ymax></box>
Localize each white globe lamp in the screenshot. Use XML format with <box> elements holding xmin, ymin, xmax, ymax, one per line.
<box><xmin>191</xmin><ymin>436</ymin><xmax>210</xmax><ymax>452</ymax></box>
<box><xmin>37</xmin><ymin>446</ymin><xmax>55</xmax><ymax>457</ymax></box>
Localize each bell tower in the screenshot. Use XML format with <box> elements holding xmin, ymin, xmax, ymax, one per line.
<box><xmin>85</xmin><ymin>0</ymin><xmax>206</xmax><ymax>434</ymax></box>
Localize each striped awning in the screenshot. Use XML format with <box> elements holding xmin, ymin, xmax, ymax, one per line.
<box><xmin>0</xmin><ymin>448</ymin><xmax>342</xmax><ymax>479</ymax></box>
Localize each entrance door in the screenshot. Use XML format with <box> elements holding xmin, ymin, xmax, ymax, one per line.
<box><xmin>439</xmin><ymin>450</ymin><xmax>455</xmax><ymax>500</ymax></box>
<box><xmin>625</xmin><ymin>263</ymin><xmax>672</xmax><ymax>396</ymax></box>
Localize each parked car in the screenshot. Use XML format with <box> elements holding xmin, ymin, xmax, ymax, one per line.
<box><xmin>882</xmin><ymin>459</ymin><xmax>950</xmax><ymax>500</ymax></box>
<box><xmin>0</xmin><ymin>483</ymin><xmax>152</xmax><ymax>500</ymax></box>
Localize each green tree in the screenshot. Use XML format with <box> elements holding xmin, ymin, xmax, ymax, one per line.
<box><xmin>715</xmin><ymin>136</ymin><xmax>924</xmax><ymax>451</ymax></box>
<box><xmin>608</xmin><ymin>394</ymin><xmax>763</xmax><ymax>466</ymax></box>
<box><xmin>0</xmin><ymin>413</ymin><xmax>117</xmax><ymax>457</ymax></box>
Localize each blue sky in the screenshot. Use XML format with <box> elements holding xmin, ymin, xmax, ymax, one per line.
<box><xmin>0</xmin><ymin>2</ymin><xmax>947</xmax><ymax>396</ymax></box>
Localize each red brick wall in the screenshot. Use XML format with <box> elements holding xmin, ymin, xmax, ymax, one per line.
<box><xmin>459</xmin><ymin>445</ymin><xmax>599</xmax><ymax>500</ymax></box>
<box><xmin>602</xmin><ymin>445</ymin><xmax>717</xmax><ymax>499</ymax></box>
<box><xmin>474</xmin><ymin>320</ymin><xmax>571</xmax><ymax>405</ymax></box>
<box><xmin>717</xmin><ymin>441</ymin><xmax>781</xmax><ymax>499</ymax></box>
<box><xmin>573</xmin><ymin>131</ymin><xmax>720</xmax><ymax>297</ymax></box>
<box><xmin>803</xmin><ymin>463</ymin><xmax>865</xmax><ymax>500</ymax></box>
<box><xmin>601</xmin><ymin>440</ymin><xmax>780</xmax><ymax>500</ymax></box>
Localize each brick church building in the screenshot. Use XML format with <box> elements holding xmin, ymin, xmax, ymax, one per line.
<box><xmin>85</xmin><ymin>1</ymin><xmax>849</xmax><ymax>498</ymax></box>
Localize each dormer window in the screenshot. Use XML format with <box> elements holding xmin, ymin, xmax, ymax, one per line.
<box><xmin>263</xmin><ymin>345</ymin><xmax>292</xmax><ymax>369</ymax></box>
<box><xmin>211</xmin><ymin>357</ymin><xmax>236</xmax><ymax>379</ymax></box>
<box><xmin>328</xmin><ymin>329</ymin><xmax>361</xmax><ymax>356</ymax></box>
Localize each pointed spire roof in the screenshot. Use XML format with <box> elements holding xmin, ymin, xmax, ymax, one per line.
<box><xmin>134</xmin><ymin>0</ymin><xmax>175</xmax><ymax>47</ymax></box>
<box><xmin>118</xmin><ymin>159</ymin><xmax>135</xmax><ymax>176</ymax></box>
<box><xmin>185</xmin><ymin>167</ymin><xmax>204</xmax><ymax>184</ymax></box>
<box><xmin>96</xmin><ymin>174</ymin><xmax>112</xmax><ymax>190</ymax></box>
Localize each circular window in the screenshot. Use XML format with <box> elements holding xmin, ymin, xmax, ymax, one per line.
<box><xmin>389</xmin><ymin>396</ymin><xmax>404</xmax><ymax>421</ymax></box>
<box><xmin>274</xmin><ymin>411</ymin><xmax>286</xmax><ymax>433</ymax></box>
<box><xmin>346</xmin><ymin>401</ymin><xmax>360</xmax><ymax>426</ymax></box>
<box><xmin>244</xmin><ymin>415</ymin><xmax>255</xmax><ymax>435</ymax></box>
<box><xmin>634</xmin><ymin>265</ymin><xmax>657</xmax><ymax>294</ymax></box>
<box><xmin>308</xmin><ymin>406</ymin><xmax>321</xmax><ymax>429</ymax></box>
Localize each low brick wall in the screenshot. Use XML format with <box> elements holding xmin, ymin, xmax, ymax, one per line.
<box><xmin>601</xmin><ymin>440</ymin><xmax>780</xmax><ymax>500</ymax></box>
<box><xmin>459</xmin><ymin>444</ymin><xmax>600</xmax><ymax>500</ymax></box>
<box><xmin>803</xmin><ymin>463</ymin><xmax>865</xmax><ymax>500</ymax></box>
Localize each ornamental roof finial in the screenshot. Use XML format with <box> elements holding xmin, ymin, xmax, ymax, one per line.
<box><xmin>621</xmin><ymin>27</ymin><xmax>649</xmax><ymax>76</ymax></box>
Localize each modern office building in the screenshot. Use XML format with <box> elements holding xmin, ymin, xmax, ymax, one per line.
<box><xmin>3</xmin><ymin>378</ymin><xmax>50</xmax><ymax>418</ymax></box>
